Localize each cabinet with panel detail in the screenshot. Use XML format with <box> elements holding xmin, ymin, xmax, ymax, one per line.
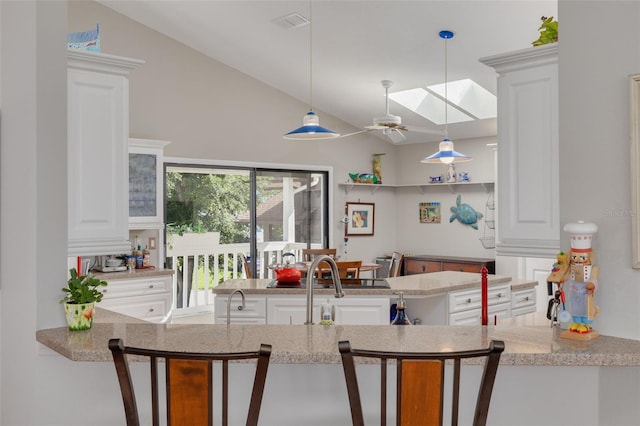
<box><xmin>97</xmin><ymin>273</ymin><xmax>172</xmax><ymax>323</ymax></box>
<box><xmin>403</xmin><ymin>255</ymin><xmax>495</xmax><ymax>275</ymax></box>
<box><xmin>67</xmin><ymin>49</ymin><xmax>144</xmax><ymax>256</ymax></box>
<box><xmin>447</xmin><ymin>284</ymin><xmax>511</xmax><ymax>325</ymax></box>
<box><xmin>265</xmin><ymin>295</ymin><xmax>389</xmax><ymax>325</ymax></box>
<box><xmin>214</xmin><ymin>296</ymin><xmax>267</xmax><ymax>324</ymax></box>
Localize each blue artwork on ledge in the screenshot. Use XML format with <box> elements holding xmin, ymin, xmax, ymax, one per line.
<box><xmin>68</xmin><ymin>24</ymin><xmax>100</xmax><ymax>52</ymax></box>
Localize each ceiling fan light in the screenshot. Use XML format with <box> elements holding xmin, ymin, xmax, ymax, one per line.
<box><xmin>284</xmin><ymin>111</ymin><xmax>340</xmax><ymax>140</ymax></box>
<box><xmin>421</xmin><ymin>138</ymin><xmax>472</xmax><ymax>164</ymax></box>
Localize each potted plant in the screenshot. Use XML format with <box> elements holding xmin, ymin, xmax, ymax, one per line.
<box><xmin>60</xmin><ymin>268</ymin><xmax>108</xmax><ymax>331</ymax></box>
<box><xmin>532</xmin><ymin>16</ymin><xmax>558</xmax><ymax>46</ymax></box>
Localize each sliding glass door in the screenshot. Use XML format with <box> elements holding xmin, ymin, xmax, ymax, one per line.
<box><xmin>164</xmin><ymin>163</ymin><xmax>328</xmax><ymax>312</ymax></box>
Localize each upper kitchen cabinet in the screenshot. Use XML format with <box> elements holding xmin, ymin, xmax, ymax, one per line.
<box><xmin>67</xmin><ymin>49</ymin><xmax>144</xmax><ymax>256</ymax></box>
<box><xmin>129</xmin><ymin>138</ymin><xmax>170</xmax><ymax>228</ymax></box>
<box><xmin>480</xmin><ymin>43</ymin><xmax>559</xmax><ymax>258</ymax></box>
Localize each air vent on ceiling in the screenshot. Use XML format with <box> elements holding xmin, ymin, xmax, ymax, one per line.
<box><xmin>272</xmin><ymin>13</ymin><xmax>310</xmax><ymax>30</ymax></box>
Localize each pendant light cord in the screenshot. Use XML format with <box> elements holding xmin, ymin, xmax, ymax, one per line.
<box><xmin>308</xmin><ymin>0</ymin><xmax>313</xmax><ymax>112</ymax></box>
<box><xmin>444</xmin><ymin>34</ymin><xmax>448</xmax><ymax>137</ymax></box>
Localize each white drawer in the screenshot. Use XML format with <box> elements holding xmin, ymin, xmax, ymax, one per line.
<box><xmin>99</xmin><ymin>292</ymin><xmax>172</xmax><ymax>323</ymax></box>
<box><xmin>448</xmin><ymin>284</ymin><xmax>511</xmax><ymax>314</ymax></box>
<box><xmin>102</xmin><ymin>275</ymin><xmax>172</xmax><ymax>299</ymax></box>
<box><xmin>215</xmin><ymin>296</ymin><xmax>267</xmax><ymax>323</ymax></box>
<box><xmin>449</xmin><ymin>302</ymin><xmax>512</xmax><ymax>325</ymax></box>
<box><xmin>511</xmin><ymin>287</ymin><xmax>536</xmax><ymax>310</ymax></box>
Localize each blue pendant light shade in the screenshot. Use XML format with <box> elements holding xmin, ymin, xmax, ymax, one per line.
<box><xmin>283</xmin><ymin>1</ymin><xmax>340</xmax><ymax>140</ymax></box>
<box><xmin>421</xmin><ymin>30</ymin><xmax>472</xmax><ymax>163</ymax></box>
<box><xmin>284</xmin><ymin>111</ymin><xmax>340</xmax><ymax>140</ymax></box>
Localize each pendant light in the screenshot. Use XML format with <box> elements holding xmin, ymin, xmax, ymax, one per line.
<box><xmin>421</xmin><ymin>30</ymin><xmax>471</xmax><ymax>164</ymax></box>
<box><xmin>283</xmin><ymin>0</ymin><xmax>339</xmax><ymax>140</ymax></box>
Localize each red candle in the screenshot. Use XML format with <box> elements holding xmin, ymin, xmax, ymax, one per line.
<box><xmin>481</xmin><ymin>266</ymin><xmax>488</xmax><ymax>326</ymax></box>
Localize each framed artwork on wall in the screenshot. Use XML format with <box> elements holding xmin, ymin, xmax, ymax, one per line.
<box><xmin>346</xmin><ymin>202</ymin><xmax>375</xmax><ymax>236</ymax></box>
<box><xmin>419</xmin><ymin>202</ymin><xmax>441</xmax><ymax>223</ymax></box>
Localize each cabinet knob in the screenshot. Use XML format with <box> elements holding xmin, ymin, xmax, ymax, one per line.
<box><xmin>149</xmin><ymin>308</ymin><xmax>154</xmax><ymax>312</ymax></box>
<box><xmin>497</xmin><ymin>293</ymin><xmax>503</xmax><ymax>298</ymax></box>
<box><xmin>466</xmin><ymin>298</ymin><xmax>472</xmax><ymax>304</ymax></box>
<box><xmin>237</xmin><ymin>305</ymin><xmax>244</xmax><ymax>311</ymax></box>
<box><xmin>459</xmin><ymin>268</ymin><xmax>464</xmax><ymax>272</ymax></box>
<box><xmin>421</xmin><ymin>265</ymin><xmax>426</xmax><ymax>272</ymax></box>
<box><xmin>524</xmin><ymin>296</ymin><xmax>530</xmax><ymax>301</ymax></box>
<box><xmin>149</xmin><ymin>284</ymin><xmax>154</xmax><ymax>288</ymax></box>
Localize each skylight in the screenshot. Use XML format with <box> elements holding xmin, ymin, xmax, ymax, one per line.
<box><xmin>388</xmin><ymin>79</ymin><xmax>496</xmax><ymax>125</ymax></box>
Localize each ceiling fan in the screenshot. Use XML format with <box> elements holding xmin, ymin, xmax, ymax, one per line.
<box><xmin>361</xmin><ymin>80</ymin><xmax>446</xmax><ymax>144</ymax></box>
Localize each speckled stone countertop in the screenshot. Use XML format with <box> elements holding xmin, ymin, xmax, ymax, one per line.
<box><xmin>36</xmin><ymin>308</ymin><xmax>640</xmax><ymax>366</ymax></box>
<box><xmin>212</xmin><ymin>271</ymin><xmax>534</xmax><ymax>296</ymax></box>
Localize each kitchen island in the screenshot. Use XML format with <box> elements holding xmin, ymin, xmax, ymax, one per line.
<box><xmin>36</xmin><ymin>309</ymin><xmax>640</xmax><ymax>425</ymax></box>
<box><xmin>212</xmin><ymin>271</ymin><xmax>538</xmax><ymax>325</ymax></box>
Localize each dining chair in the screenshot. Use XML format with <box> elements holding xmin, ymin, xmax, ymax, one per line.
<box><xmin>109</xmin><ymin>338</ymin><xmax>272</xmax><ymax>426</ymax></box>
<box><xmin>317</xmin><ymin>260</ymin><xmax>362</xmax><ymax>284</ymax></box>
<box><xmin>302</xmin><ymin>248</ymin><xmax>337</xmax><ymax>261</ymax></box>
<box><xmin>239</xmin><ymin>253</ymin><xmax>252</xmax><ymax>278</ymax></box>
<box><xmin>338</xmin><ymin>339</ymin><xmax>505</xmax><ymax>426</ymax></box>
<box><xmin>387</xmin><ymin>252</ymin><xmax>404</xmax><ymax>278</ymax></box>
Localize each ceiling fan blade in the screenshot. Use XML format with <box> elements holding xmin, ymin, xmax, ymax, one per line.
<box><xmin>387</xmin><ymin>129</ymin><xmax>407</xmax><ymax>144</ymax></box>
<box><xmin>339</xmin><ymin>129</ymin><xmax>371</xmax><ymax>138</ymax></box>
<box><xmin>403</xmin><ymin>125</ymin><xmax>446</xmax><ymax>136</ymax></box>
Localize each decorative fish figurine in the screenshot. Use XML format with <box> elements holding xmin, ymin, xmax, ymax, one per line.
<box><xmin>450</xmin><ymin>194</ymin><xmax>483</xmax><ymax>229</ymax></box>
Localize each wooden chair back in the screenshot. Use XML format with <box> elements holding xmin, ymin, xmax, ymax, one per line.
<box><xmin>109</xmin><ymin>338</ymin><xmax>271</xmax><ymax>426</ymax></box>
<box><xmin>317</xmin><ymin>260</ymin><xmax>362</xmax><ymax>284</ymax></box>
<box><xmin>302</xmin><ymin>248</ymin><xmax>337</xmax><ymax>261</ymax></box>
<box><xmin>338</xmin><ymin>339</ymin><xmax>505</xmax><ymax>426</ymax></box>
<box><xmin>239</xmin><ymin>253</ymin><xmax>252</xmax><ymax>278</ymax></box>
<box><xmin>388</xmin><ymin>252</ymin><xmax>404</xmax><ymax>278</ymax></box>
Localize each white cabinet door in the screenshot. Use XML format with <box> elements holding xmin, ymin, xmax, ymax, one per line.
<box><xmin>267</xmin><ymin>297</ymin><xmax>318</xmax><ymax>325</ymax></box>
<box><xmin>448</xmin><ymin>285</ymin><xmax>511</xmax><ymax>314</ymax></box>
<box><xmin>214</xmin><ymin>296</ymin><xmax>267</xmax><ymax>324</ymax></box>
<box><xmin>129</xmin><ymin>138</ymin><xmax>171</xmax><ymax>227</ymax></box>
<box><xmin>266</xmin><ymin>296</ymin><xmax>390</xmax><ymax>325</ymax></box>
<box><xmin>67</xmin><ymin>49</ymin><xmax>143</xmax><ymax>256</ymax></box>
<box><xmin>99</xmin><ymin>274</ymin><xmax>172</xmax><ymax>323</ymax></box>
<box><xmin>334</xmin><ymin>297</ymin><xmax>389</xmax><ymax>325</ymax></box>
<box><xmin>480</xmin><ymin>44</ymin><xmax>559</xmax><ymax>257</ymax></box>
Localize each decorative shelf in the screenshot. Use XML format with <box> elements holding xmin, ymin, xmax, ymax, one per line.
<box><xmin>338</xmin><ymin>181</ymin><xmax>494</xmax><ymax>195</ymax></box>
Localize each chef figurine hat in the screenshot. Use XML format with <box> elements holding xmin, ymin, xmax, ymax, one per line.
<box><xmin>564</xmin><ymin>221</ymin><xmax>598</xmax><ymax>253</ymax></box>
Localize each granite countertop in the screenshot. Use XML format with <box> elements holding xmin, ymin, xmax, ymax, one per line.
<box><xmin>212</xmin><ymin>271</ymin><xmax>533</xmax><ymax>296</ymax></box>
<box><xmin>36</xmin><ymin>308</ymin><xmax>640</xmax><ymax>367</ymax></box>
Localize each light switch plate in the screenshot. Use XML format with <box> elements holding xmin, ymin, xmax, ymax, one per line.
<box><xmin>148</xmin><ymin>237</ymin><xmax>156</xmax><ymax>250</ymax></box>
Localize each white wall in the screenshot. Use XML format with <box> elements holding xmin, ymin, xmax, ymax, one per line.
<box><xmin>68</xmin><ymin>1</ymin><xmax>497</xmax><ymax>265</ymax></box>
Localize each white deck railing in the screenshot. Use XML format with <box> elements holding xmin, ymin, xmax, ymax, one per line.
<box><xmin>166</xmin><ymin>235</ymin><xmax>308</xmax><ymax>315</ymax></box>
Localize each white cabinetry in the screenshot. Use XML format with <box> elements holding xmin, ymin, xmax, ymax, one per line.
<box><xmin>480</xmin><ymin>43</ymin><xmax>559</xmax><ymax>257</ymax></box>
<box><xmin>67</xmin><ymin>49</ymin><xmax>143</xmax><ymax>256</ymax></box>
<box><xmin>511</xmin><ymin>287</ymin><xmax>537</xmax><ymax>317</ymax></box>
<box><xmin>265</xmin><ymin>296</ymin><xmax>389</xmax><ymax>325</ymax></box>
<box><xmin>98</xmin><ymin>274</ymin><xmax>172</xmax><ymax>323</ymax></box>
<box><xmin>129</xmin><ymin>138</ymin><xmax>170</xmax><ymax>227</ymax></box>
<box><xmin>214</xmin><ymin>296</ymin><xmax>267</xmax><ymax>324</ymax></box>
<box><xmin>447</xmin><ymin>284</ymin><xmax>511</xmax><ymax>325</ymax></box>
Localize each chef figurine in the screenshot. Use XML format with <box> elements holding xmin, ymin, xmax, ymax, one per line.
<box><xmin>563</xmin><ymin>221</ymin><xmax>600</xmax><ymax>339</ymax></box>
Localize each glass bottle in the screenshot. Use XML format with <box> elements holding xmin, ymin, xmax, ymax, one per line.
<box><xmin>391</xmin><ymin>292</ymin><xmax>411</xmax><ymax>325</ymax></box>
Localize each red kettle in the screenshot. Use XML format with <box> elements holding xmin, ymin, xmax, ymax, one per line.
<box><xmin>274</xmin><ymin>253</ymin><xmax>302</xmax><ymax>284</ymax></box>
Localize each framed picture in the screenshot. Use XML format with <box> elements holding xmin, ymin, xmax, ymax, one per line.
<box><xmin>419</xmin><ymin>202</ymin><xmax>441</xmax><ymax>223</ymax></box>
<box><xmin>346</xmin><ymin>202</ymin><xmax>375</xmax><ymax>236</ymax></box>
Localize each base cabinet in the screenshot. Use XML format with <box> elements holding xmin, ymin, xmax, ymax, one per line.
<box><xmin>214</xmin><ymin>296</ymin><xmax>267</xmax><ymax>324</ymax></box>
<box><xmin>249</xmin><ymin>296</ymin><xmax>390</xmax><ymax>325</ymax></box>
<box><xmin>511</xmin><ymin>287</ymin><xmax>537</xmax><ymax>316</ymax></box>
<box><xmin>447</xmin><ymin>284</ymin><xmax>511</xmax><ymax>325</ymax></box>
<box><xmin>98</xmin><ymin>275</ymin><xmax>172</xmax><ymax>323</ymax></box>
<box><xmin>403</xmin><ymin>255</ymin><xmax>495</xmax><ymax>275</ymax></box>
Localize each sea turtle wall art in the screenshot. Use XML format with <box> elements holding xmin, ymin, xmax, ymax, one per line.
<box><xmin>450</xmin><ymin>194</ymin><xmax>483</xmax><ymax>230</ymax></box>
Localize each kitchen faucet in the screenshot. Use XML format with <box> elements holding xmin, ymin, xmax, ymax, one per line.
<box><xmin>226</xmin><ymin>289</ymin><xmax>245</xmax><ymax>325</ymax></box>
<box><xmin>306</xmin><ymin>255</ymin><xmax>344</xmax><ymax>324</ymax></box>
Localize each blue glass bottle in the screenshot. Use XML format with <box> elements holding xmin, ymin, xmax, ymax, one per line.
<box><xmin>391</xmin><ymin>292</ymin><xmax>411</xmax><ymax>325</ymax></box>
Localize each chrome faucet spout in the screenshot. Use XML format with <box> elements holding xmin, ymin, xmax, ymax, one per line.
<box><xmin>226</xmin><ymin>289</ymin><xmax>246</xmax><ymax>325</ymax></box>
<box><xmin>305</xmin><ymin>255</ymin><xmax>344</xmax><ymax>324</ymax></box>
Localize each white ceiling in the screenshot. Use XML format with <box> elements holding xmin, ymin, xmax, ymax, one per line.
<box><xmin>99</xmin><ymin>0</ymin><xmax>557</xmax><ymax>144</ymax></box>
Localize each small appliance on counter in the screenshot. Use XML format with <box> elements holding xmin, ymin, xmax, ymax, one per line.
<box><xmin>93</xmin><ymin>255</ymin><xmax>128</xmax><ymax>273</ymax></box>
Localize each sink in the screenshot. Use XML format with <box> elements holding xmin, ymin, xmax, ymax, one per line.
<box><xmin>267</xmin><ymin>278</ymin><xmax>390</xmax><ymax>289</ymax></box>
